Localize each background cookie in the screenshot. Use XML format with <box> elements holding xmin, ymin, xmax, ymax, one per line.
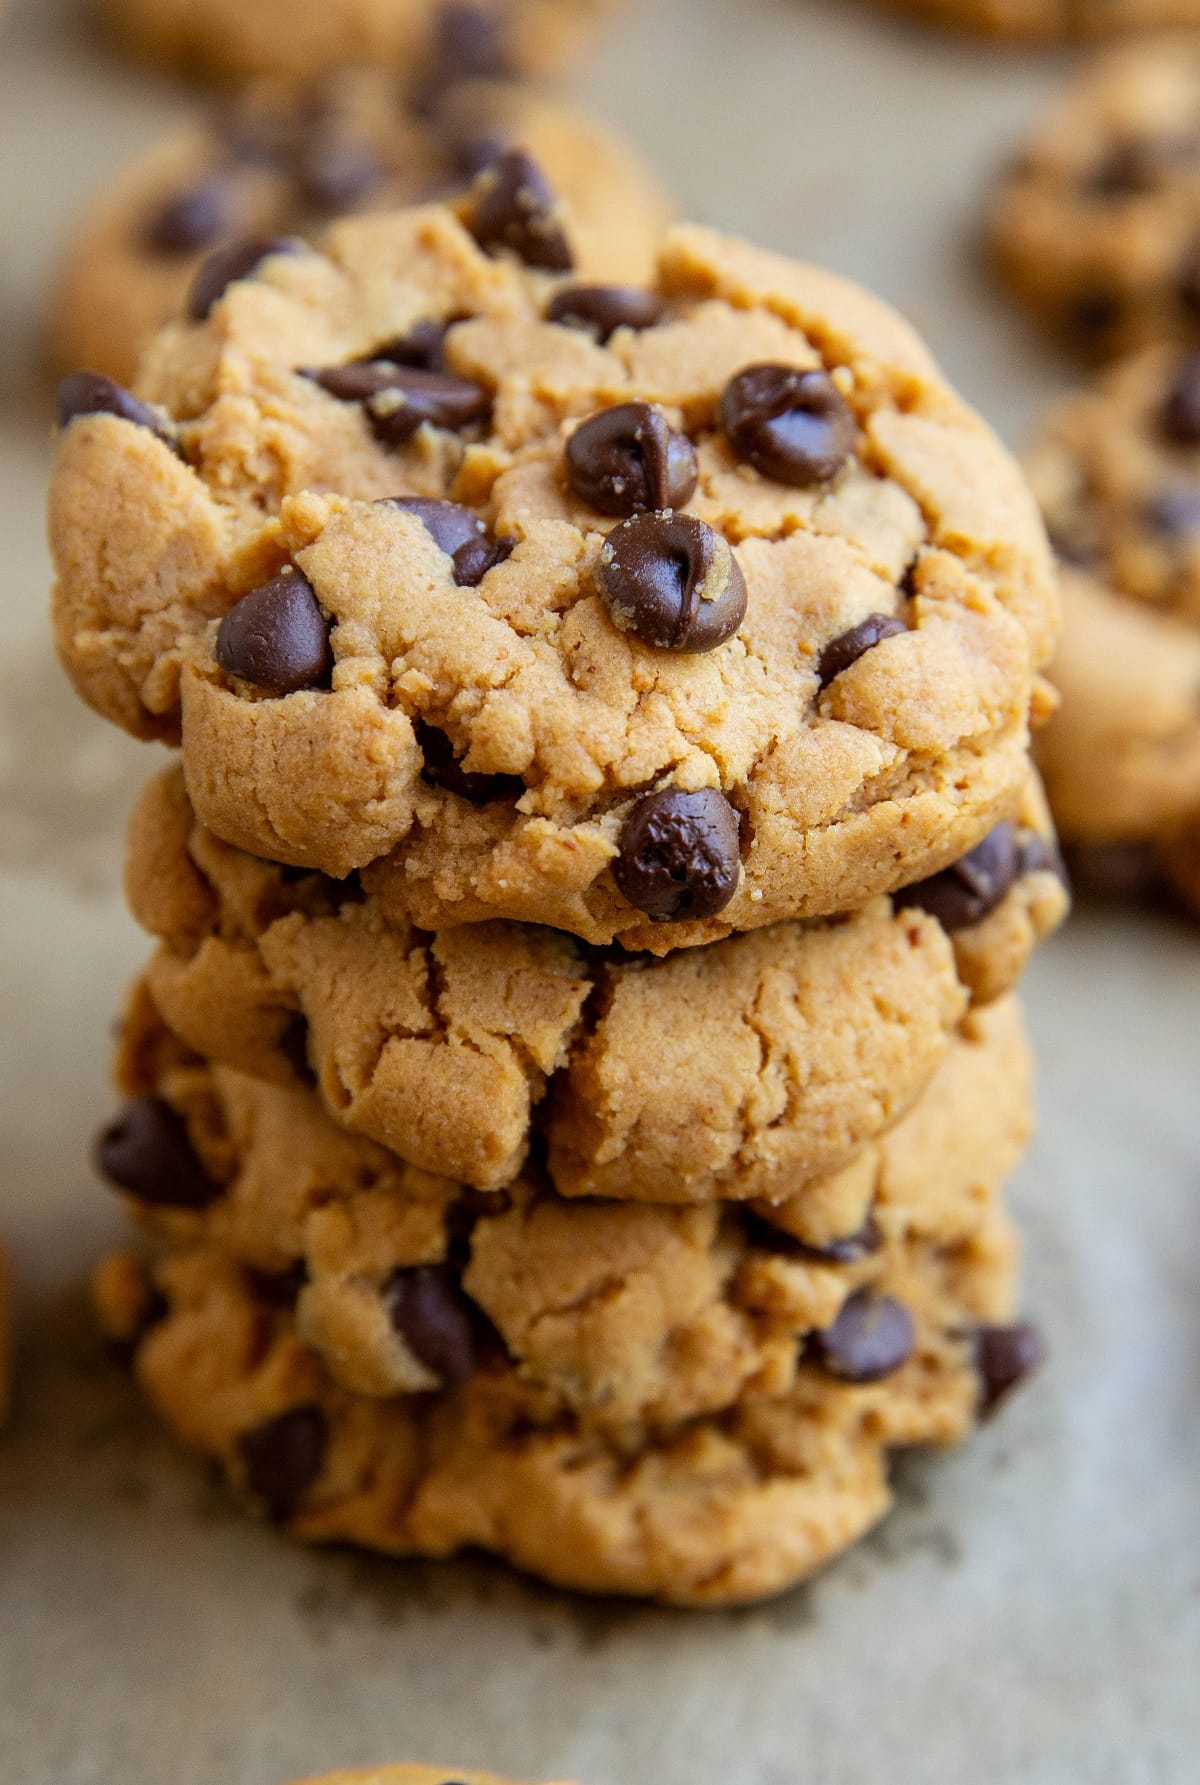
<box><xmin>100</xmin><ymin>982</ymin><xmax>1033</xmax><ymax>1423</ymax></box>
<box><xmin>878</xmin><ymin>0</ymin><xmax>1200</xmax><ymax>39</ymax></box>
<box><xmin>50</xmin><ymin>202</ymin><xmax>1058</xmax><ymax>948</ymax></box>
<box><xmin>52</xmin><ymin>75</ymin><xmax>670</xmax><ymax>385</ymax></box>
<box><xmin>989</xmin><ymin>40</ymin><xmax>1200</xmax><ymax>357</ymax></box>
<box><xmin>289</xmin><ymin>1772</ymin><xmax>574</xmax><ymax>1785</ymax></box>
<box><xmin>99</xmin><ymin>0</ymin><xmax>622</xmax><ymax>86</ymax></box>
<box><xmin>125</xmin><ymin>766</ymin><xmax>1065</xmax><ymax>1200</ymax></box>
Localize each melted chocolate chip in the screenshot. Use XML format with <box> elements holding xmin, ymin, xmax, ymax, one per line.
<box><xmin>596</xmin><ymin>512</ymin><xmax>746</xmax><ymax>651</ymax></box>
<box><xmin>741</xmin><ymin>1209</ymin><xmax>883</xmax><ymax>1265</ymax></box>
<box><xmin>55</xmin><ymin>372</ymin><xmax>174</xmax><ymax>445</ymax></box>
<box><xmin>894</xmin><ymin>823</ymin><xmax>1022</xmax><ymax>931</ymax></box>
<box><xmin>94</xmin><ymin>1096</ymin><xmax>221</xmax><ymax>1210</ymax></box>
<box><xmin>565</xmin><ymin>402</ymin><xmax>698</xmax><ymax>518</ymax></box>
<box><xmin>383</xmin><ymin>496</ymin><xmax>510</xmax><ymax>585</ymax></box>
<box><xmin>809</xmin><ymin>1288</ymin><xmax>916</xmax><ymax>1383</ymax></box>
<box><xmin>976</xmin><ymin>1322</ymin><xmax>1044</xmax><ymax>1416</ymax></box>
<box><xmin>215</xmin><ymin>569</ymin><xmax>333</xmax><ymax>696</ymax></box>
<box><xmin>545</xmin><ymin>284</ymin><xmax>665</xmax><ymax>344</ymax></box>
<box><xmin>367</xmin><ymin>320</ymin><xmax>449</xmax><ymax>371</ymax></box>
<box><xmin>358</xmin><ymin>367</ymin><xmax>489</xmax><ymax>446</ymax></box>
<box><xmin>720</xmin><ymin>364</ymin><xmax>856</xmax><ymax>486</ymax></box>
<box><xmin>187</xmin><ymin>234</ymin><xmax>303</xmax><ymax>322</ymax></box>
<box><xmin>816</xmin><ymin>613</ymin><xmax>907</xmax><ymax>690</ymax></box>
<box><xmin>238</xmin><ymin>1406</ymin><xmax>328</xmax><ymax>1518</ymax></box>
<box><xmin>467</xmin><ymin>150</ymin><xmax>574</xmax><ymax>272</ymax></box>
<box><xmin>614</xmin><ymin>787</ymin><xmax>742</xmax><ymax>923</ymax></box>
<box><xmin>143</xmin><ymin>176</ymin><xmax>234</xmax><ymax>255</ymax></box>
<box><xmin>386</xmin><ymin>1265</ymin><xmax>477</xmax><ymax>1387</ymax></box>
<box><xmin>1159</xmin><ymin>355</ymin><xmax>1200</xmax><ymax>446</ymax></box>
<box><xmin>294</xmin><ymin>139</ymin><xmax>383</xmax><ymax>212</ymax></box>
<box><xmin>415</xmin><ymin>719</ymin><xmax>524</xmax><ymax>804</ymax></box>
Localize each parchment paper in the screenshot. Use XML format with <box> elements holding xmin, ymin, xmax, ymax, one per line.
<box><xmin>0</xmin><ymin>1</ymin><xmax>1197</xmax><ymax>1779</ymax></box>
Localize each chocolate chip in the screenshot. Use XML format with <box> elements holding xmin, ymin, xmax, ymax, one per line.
<box><xmin>1159</xmin><ymin>355</ymin><xmax>1200</xmax><ymax>446</ymax></box>
<box><xmin>1082</xmin><ymin>141</ymin><xmax>1161</xmax><ymax>200</ymax></box>
<box><xmin>187</xmin><ymin>234</ymin><xmax>303</xmax><ymax>322</ymax></box>
<box><xmin>419</xmin><ymin>0</ymin><xmax>511</xmax><ymax>101</ymax></box>
<box><xmin>894</xmin><ymin>823</ymin><xmax>1021</xmax><ymax>931</ymax></box>
<box><xmin>415</xmin><ymin>718</ymin><xmax>524</xmax><ymax>803</ymax></box>
<box><xmin>386</xmin><ymin>1265</ymin><xmax>476</xmax><ymax>1387</ymax></box>
<box><xmin>55</xmin><ymin>371</ymin><xmax>174</xmax><ymax>445</ymax></box>
<box><xmin>367</xmin><ymin>321</ymin><xmax>449</xmax><ymax>371</ymax></box>
<box><xmin>720</xmin><ymin>364</ymin><xmax>856</xmax><ymax>486</ymax></box>
<box><xmin>1067</xmin><ymin>287</ymin><xmax>1124</xmax><ymax>345</ymax></box>
<box><xmin>143</xmin><ymin>176</ymin><xmax>234</xmax><ymax>255</ymax></box>
<box><xmin>339</xmin><ymin>366</ymin><xmax>489</xmax><ymax>446</ymax></box>
<box><xmin>94</xmin><ymin>1095</ymin><xmax>221</xmax><ymax>1210</ymax></box>
<box><xmin>1145</xmin><ymin>487</ymin><xmax>1200</xmax><ymax>538</ymax></box>
<box><xmin>809</xmin><ymin>1288</ymin><xmax>915</xmax><ymax>1383</ymax></box>
<box><xmin>565</xmin><ymin>403</ymin><xmax>698</xmax><ymax>518</ymax></box>
<box><xmin>741</xmin><ymin>1209</ymin><xmax>883</xmax><ymax>1265</ymax></box>
<box><xmin>293</xmin><ymin>139</ymin><xmax>383</xmax><ymax>213</ymax></box>
<box><xmin>1018</xmin><ymin>829</ymin><xmax>1070</xmax><ymax>890</ymax></box>
<box><xmin>467</xmin><ymin>150</ymin><xmax>574</xmax><ymax>272</ymax></box>
<box><xmin>614</xmin><ymin>786</ymin><xmax>742</xmax><ymax>923</ymax></box>
<box><xmin>816</xmin><ymin>613</ymin><xmax>907</xmax><ymax>690</ymax></box>
<box><xmin>445</xmin><ymin>133</ymin><xmax>510</xmax><ymax>183</ymax></box>
<box><xmin>596</xmin><ymin>512</ymin><xmax>746</xmax><ymax>652</ymax></box>
<box><xmin>383</xmin><ymin>496</ymin><xmax>510</xmax><ymax>585</ymax></box>
<box><xmin>238</xmin><ymin>1406</ymin><xmax>328</xmax><ymax>1518</ymax></box>
<box><xmin>976</xmin><ymin>1322</ymin><xmax>1044</xmax><ymax>1416</ymax></box>
<box><xmin>545</xmin><ymin>284</ymin><xmax>665</xmax><ymax>344</ymax></box>
<box><xmin>215</xmin><ymin>569</ymin><xmax>333</xmax><ymax>696</ymax></box>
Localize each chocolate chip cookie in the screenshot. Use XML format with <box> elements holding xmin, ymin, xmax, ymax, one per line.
<box><xmin>883</xmin><ymin>0</ymin><xmax>1200</xmax><ymax>40</ymax></box>
<box><xmin>124</xmin><ymin>765</ymin><xmax>1066</xmax><ymax>1199</ymax></box>
<box><xmin>989</xmin><ymin>39</ymin><xmax>1200</xmax><ymax>357</ymax></box>
<box><xmin>95</xmin><ymin>1184</ymin><xmax>1038</xmax><ymax>1604</ymax></box>
<box><xmin>50</xmin><ymin>196</ymin><xmax>1059</xmax><ymax>948</ymax></box>
<box><xmin>290</xmin><ymin>1773</ymin><xmax>572</xmax><ymax>1785</ymax></box>
<box><xmin>101</xmin><ymin>0</ymin><xmax>621</xmax><ymax>85</ymax></box>
<box><xmin>100</xmin><ymin>976</ymin><xmax>1032</xmax><ymax>1422</ymax></box>
<box><xmin>52</xmin><ymin>75</ymin><xmax>669</xmax><ymax>386</ymax></box>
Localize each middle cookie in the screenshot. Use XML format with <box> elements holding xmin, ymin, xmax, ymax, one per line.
<box><xmin>126</xmin><ymin>766</ymin><xmax>1067</xmax><ymax>1199</ymax></box>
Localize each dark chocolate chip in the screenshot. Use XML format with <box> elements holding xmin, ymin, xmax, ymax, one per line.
<box><xmin>143</xmin><ymin>176</ymin><xmax>234</xmax><ymax>255</ymax></box>
<box><xmin>445</xmin><ymin>133</ymin><xmax>511</xmax><ymax>183</ymax></box>
<box><xmin>614</xmin><ymin>786</ymin><xmax>742</xmax><ymax>923</ymax></box>
<box><xmin>565</xmin><ymin>402</ymin><xmax>698</xmax><ymax>518</ymax></box>
<box><xmin>1145</xmin><ymin>487</ymin><xmax>1200</xmax><ymax>538</ymax></box>
<box><xmin>238</xmin><ymin>1406</ymin><xmax>328</xmax><ymax>1518</ymax></box>
<box><xmin>1018</xmin><ymin>828</ymin><xmax>1070</xmax><ymax>891</ymax></box>
<box><xmin>362</xmin><ymin>367</ymin><xmax>490</xmax><ymax>446</ymax></box>
<box><xmin>1082</xmin><ymin>141</ymin><xmax>1161</xmax><ymax>200</ymax></box>
<box><xmin>719</xmin><ymin>364</ymin><xmax>856</xmax><ymax>486</ymax></box>
<box><xmin>545</xmin><ymin>284</ymin><xmax>665</xmax><ymax>344</ymax></box>
<box><xmin>293</xmin><ymin>139</ymin><xmax>383</xmax><ymax>213</ymax></box>
<box><xmin>215</xmin><ymin>569</ymin><xmax>333</xmax><ymax>696</ymax></box>
<box><xmin>55</xmin><ymin>371</ymin><xmax>174</xmax><ymax>446</ymax></box>
<box><xmin>386</xmin><ymin>1265</ymin><xmax>477</xmax><ymax>1387</ymax></box>
<box><xmin>816</xmin><ymin>613</ymin><xmax>907</xmax><ymax>690</ymax></box>
<box><xmin>419</xmin><ymin>0</ymin><xmax>511</xmax><ymax>101</ymax></box>
<box><xmin>596</xmin><ymin>512</ymin><xmax>746</xmax><ymax>651</ymax></box>
<box><xmin>187</xmin><ymin>234</ymin><xmax>303</xmax><ymax>322</ymax></box>
<box><xmin>976</xmin><ymin>1322</ymin><xmax>1044</xmax><ymax>1416</ymax></box>
<box><xmin>415</xmin><ymin>718</ymin><xmax>524</xmax><ymax>803</ymax></box>
<box><xmin>809</xmin><ymin>1288</ymin><xmax>916</xmax><ymax>1384</ymax></box>
<box><xmin>741</xmin><ymin>1209</ymin><xmax>883</xmax><ymax>1265</ymax></box>
<box><xmin>367</xmin><ymin>320</ymin><xmax>449</xmax><ymax>371</ymax></box>
<box><xmin>383</xmin><ymin>495</ymin><xmax>514</xmax><ymax>586</ymax></box>
<box><xmin>467</xmin><ymin>150</ymin><xmax>574</xmax><ymax>272</ymax></box>
<box><xmin>94</xmin><ymin>1095</ymin><xmax>221</xmax><ymax>1210</ymax></box>
<box><xmin>1159</xmin><ymin>355</ymin><xmax>1200</xmax><ymax>446</ymax></box>
<box><xmin>894</xmin><ymin>823</ymin><xmax>1021</xmax><ymax>932</ymax></box>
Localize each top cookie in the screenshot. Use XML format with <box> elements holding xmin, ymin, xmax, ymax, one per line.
<box><xmin>51</xmin><ymin>73</ymin><xmax>670</xmax><ymax>387</ymax></box>
<box><xmin>101</xmin><ymin>0</ymin><xmax>618</xmax><ymax>85</ymax></box>
<box><xmin>51</xmin><ymin>192</ymin><xmax>1057</xmax><ymax>949</ymax></box>
<box><xmin>990</xmin><ymin>39</ymin><xmax>1200</xmax><ymax>359</ymax></box>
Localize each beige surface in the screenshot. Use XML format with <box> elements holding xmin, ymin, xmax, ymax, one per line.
<box><xmin>0</xmin><ymin>0</ymin><xmax>1197</xmax><ymax>1781</ymax></box>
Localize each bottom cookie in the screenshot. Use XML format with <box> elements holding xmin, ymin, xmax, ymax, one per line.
<box><xmin>289</xmin><ymin>1773</ymin><xmax>572</xmax><ymax>1785</ymax></box>
<box><xmin>96</xmin><ymin>1193</ymin><xmax>1039</xmax><ymax>1606</ymax></box>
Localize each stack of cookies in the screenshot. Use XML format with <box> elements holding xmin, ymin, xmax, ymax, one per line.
<box><xmin>51</xmin><ymin>167</ymin><xmax>1066</xmax><ymax>1604</ymax></box>
<box><xmin>989</xmin><ymin>38</ymin><xmax>1200</xmax><ymax>916</ymax></box>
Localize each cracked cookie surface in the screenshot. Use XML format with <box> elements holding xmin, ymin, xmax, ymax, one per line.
<box><xmin>101</xmin><ymin>979</ymin><xmax>1032</xmax><ymax>1424</ymax></box>
<box><xmin>50</xmin><ymin>202</ymin><xmax>1058</xmax><ymax>947</ymax></box>
<box><xmin>100</xmin><ymin>0</ymin><xmax>620</xmax><ymax>85</ymax></box>
<box><xmin>125</xmin><ymin>766</ymin><xmax>1065</xmax><ymax>1198</ymax></box>
<box><xmin>990</xmin><ymin>41</ymin><xmax>1200</xmax><ymax>356</ymax></box>
<box><xmin>95</xmin><ymin>1174</ymin><xmax>1030</xmax><ymax>1605</ymax></box>
<box><xmin>52</xmin><ymin>74</ymin><xmax>669</xmax><ymax>386</ymax></box>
